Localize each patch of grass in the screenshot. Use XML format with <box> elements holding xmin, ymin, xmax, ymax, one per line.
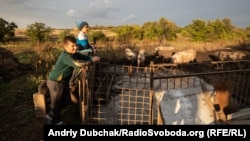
<box><xmin>0</xmin><ymin>74</ymin><xmax>39</xmax><ymax>117</ymax></box>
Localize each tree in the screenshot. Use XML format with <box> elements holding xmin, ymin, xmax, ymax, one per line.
<box><xmin>142</xmin><ymin>22</ymin><xmax>159</xmax><ymax>40</ymax></box>
<box><xmin>157</xmin><ymin>17</ymin><xmax>179</xmax><ymax>41</ymax></box>
<box><xmin>246</xmin><ymin>26</ymin><xmax>250</xmax><ymax>38</ymax></box>
<box><xmin>25</xmin><ymin>22</ymin><xmax>53</xmax><ymax>45</ymax></box>
<box><xmin>114</xmin><ymin>25</ymin><xmax>135</xmax><ymax>47</ymax></box>
<box><xmin>0</xmin><ymin>18</ymin><xmax>18</xmax><ymax>42</ymax></box>
<box><xmin>184</xmin><ymin>19</ymin><xmax>207</xmax><ymax>41</ymax></box>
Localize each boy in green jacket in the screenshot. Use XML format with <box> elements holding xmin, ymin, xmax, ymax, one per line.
<box><xmin>46</xmin><ymin>35</ymin><xmax>100</xmax><ymax>125</ymax></box>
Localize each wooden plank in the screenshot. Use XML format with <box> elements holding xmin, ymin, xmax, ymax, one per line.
<box><xmin>33</xmin><ymin>93</ymin><xmax>46</xmax><ymax>118</ymax></box>
<box><xmin>203</xmin><ymin>90</ymin><xmax>216</xmax><ymax>118</ymax></box>
<box><xmin>201</xmin><ymin>83</ymin><xmax>218</xmax><ymax>123</ymax></box>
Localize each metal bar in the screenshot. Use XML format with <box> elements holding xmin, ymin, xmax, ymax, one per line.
<box><xmin>153</xmin><ymin>69</ymin><xmax>250</xmax><ymax>79</ymax></box>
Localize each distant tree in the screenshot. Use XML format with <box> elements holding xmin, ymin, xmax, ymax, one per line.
<box><xmin>245</xmin><ymin>26</ymin><xmax>250</xmax><ymax>43</ymax></box>
<box><xmin>25</xmin><ymin>22</ymin><xmax>53</xmax><ymax>45</ymax></box>
<box><xmin>206</xmin><ymin>19</ymin><xmax>235</xmax><ymax>40</ymax></box>
<box><xmin>142</xmin><ymin>22</ymin><xmax>159</xmax><ymax>41</ymax></box>
<box><xmin>115</xmin><ymin>25</ymin><xmax>132</xmax><ymax>39</ymax></box>
<box><xmin>184</xmin><ymin>19</ymin><xmax>207</xmax><ymax>41</ymax></box>
<box><xmin>182</xmin><ymin>18</ymin><xmax>242</xmax><ymax>41</ymax></box>
<box><xmin>130</xmin><ymin>24</ymin><xmax>143</xmax><ymax>40</ymax></box>
<box><xmin>246</xmin><ymin>26</ymin><xmax>250</xmax><ymax>31</ymax></box>
<box><xmin>246</xmin><ymin>26</ymin><xmax>250</xmax><ymax>37</ymax></box>
<box><xmin>0</xmin><ymin>18</ymin><xmax>18</xmax><ymax>42</ymax></box>
<box><xmin>222</xmin><ymin>18</ymin><xmax>234</xmax><ymax>33</ymax></box>
<box><xmin>114</xmin><ymin>25</ymin><xmax>135</xmax><ymax>47</ymax></box>
<box><xmin>157</xmin><ymin>17</ymin><xmax>179</xmax><ymax>41</ymax></box>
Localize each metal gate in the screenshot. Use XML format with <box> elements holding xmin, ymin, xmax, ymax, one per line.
<box><xmin>79</xmin><ymin>60</ymin><xmax>250</xmax><ymax>125</ymax></box>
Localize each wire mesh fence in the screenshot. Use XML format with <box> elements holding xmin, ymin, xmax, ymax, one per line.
<box><xmin>79</xmin><ymin>60</ymin><xmax>250</xmax><ymax>125</ymax></box>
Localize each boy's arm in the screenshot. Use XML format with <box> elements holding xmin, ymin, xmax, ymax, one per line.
<box><xmin>73</xmin><ymin>56</ymin><xmax>100</xmax><ymax>66</ymax></box>
<box><xmin>63</xmin><ymin>53</ymin><xmax>91</xmax><ymax>68</ymax></box>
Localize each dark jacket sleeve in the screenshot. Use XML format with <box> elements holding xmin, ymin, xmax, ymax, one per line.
<box><xmin>62</xmin><ymin>52</ymin><xmax>91</xmax><ymax>68</ymax></box>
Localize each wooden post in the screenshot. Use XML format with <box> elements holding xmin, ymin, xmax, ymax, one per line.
<box><xmin>33</xmin><ymin>92</ymin><xmax>46</xmax><ymax>118</ymax></box>
<box><xmin>78</xmin><ymin>79</ymin><xmax>82</xmax><ymax>120</ymax></box>
<box><xmin>150</xmin><ymin>61</ymin><xmax>154</xmax><ymax>124</ymax></box>
<box><xmin>33</xmin><ymin>80</ymin><xmax>48</xmax><ymax>118</ymax></box>
<box><xmin>81</xmin><ymin>67</ymin><xmax>86</xmax><ymax>123</ymax></box>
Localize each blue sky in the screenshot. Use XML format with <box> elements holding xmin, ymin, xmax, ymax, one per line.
<box><xmin>1</xmin><ymin>0</ymin><xmax>250</xmax><ymax>29</ymax></box>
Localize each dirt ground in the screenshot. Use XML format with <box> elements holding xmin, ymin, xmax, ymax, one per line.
<box><xmin>0</xmin><ymin>47</ymin><xmax>249</xmax><ymax>141</ymax></box>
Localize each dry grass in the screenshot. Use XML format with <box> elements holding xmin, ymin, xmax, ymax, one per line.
<box><xmin>14</xmin><ymin>28</ymin><xmax>241</xmax><ymax>54</ymax></box>
<box><xmin>167</xmin><ymin>40</ymin><xmax>240</xmax><ymax>52</ymax></box>
<box><xmin>15</xmin><ymin>28</ymin><xmax>26</xmax><ymax>37</ymax></box>
<box><xmin>15</xmin><ymin>28</ymin><xmax>117</xmax><ymax>37</ymax></box>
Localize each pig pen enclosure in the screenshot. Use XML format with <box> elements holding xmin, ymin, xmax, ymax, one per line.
<box><xmin>77</xmin><ymin>59</ymin><xmax>250</xmax><ymax>125</ymax></box>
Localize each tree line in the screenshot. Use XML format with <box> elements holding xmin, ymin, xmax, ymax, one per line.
<box><xmin>0</xmin><ymin>17</ymin><xmax>250</xmax><ymax>44</ymax></box>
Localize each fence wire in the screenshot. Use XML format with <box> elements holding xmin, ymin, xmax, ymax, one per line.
<box><xmin>80</xmin><ymin>60</ymin><xmax>250</xmax><ymax>125</ymax></box>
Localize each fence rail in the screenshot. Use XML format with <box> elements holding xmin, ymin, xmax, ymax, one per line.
<box><xmin>78</xmin><ymin>60</ymin><xmax>250</xmax><ymax>125</ymax></box>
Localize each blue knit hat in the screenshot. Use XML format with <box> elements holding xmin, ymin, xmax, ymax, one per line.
<box><xmin>76</xmin><ymin>21</ymin><xmax>89</xmax><ymax>30</ymax></box>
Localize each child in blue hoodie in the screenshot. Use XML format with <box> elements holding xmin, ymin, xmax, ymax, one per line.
<box><xmin>76</xmin><ymin>21</ymin><xmax>97</xmax><ymax>56</ymax></box>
